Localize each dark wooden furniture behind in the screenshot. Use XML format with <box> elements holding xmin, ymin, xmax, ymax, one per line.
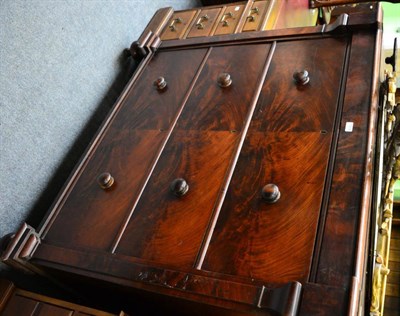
<box><xmin>2</xmin><ymin>3</ymin><xmax>383</xmax><ymax>316</ymax></box>
<box><xmin>0</xmin><ymin>279</ymin><xmax>125</xmax><ymax>316</ymax></box>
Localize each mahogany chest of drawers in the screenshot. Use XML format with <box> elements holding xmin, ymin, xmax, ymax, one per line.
<box><xmin>2</xmin><ymin>3</ymin><xmax>383</xmax><ymax>315</ymax></box>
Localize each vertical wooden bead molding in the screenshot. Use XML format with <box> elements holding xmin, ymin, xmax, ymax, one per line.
<box><xmin>154</xmin><ymin>77</ymin><xmax>167</xmax><ymax>91</ymax></box>
<box><xmin>170</xmin><ymin>178</ymin><xmax>189</xmax><ymax>197</ymax></box>
<box><xmin>293</xmin><ymin>70</ymin><xmax>310</xmax><ymax>85</ymax></box>
<box><xmin>261</xmin><ymin>184</ymin><xmax>281</xmax><ymax>203</ymax></box>
<box><xmin>97</xmin><ymin>172</ymin><xmax>114</xmax><ymax>190</ymax></box>
<box><xmin>217</xmin><ymin>73</ymin><xmax>232</xmax><ymax>88</ymax></box>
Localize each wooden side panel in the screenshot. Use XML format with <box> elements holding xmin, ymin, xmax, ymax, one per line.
<box><xmin>316</xmin><ymin>32</ymin><xmax>377</xmax><ymax>287</ymax></box>
<box><xmin>116</xmin><ymin>44</ymin><xmax>272</xmax><ymax>268</ymax></box>
<box><xmin>299</xmin><ymin>283</ymin><xmax>348</xmax><ymax>315</ymax></box>
<box><xmin>202</xmin><ymin>38</ymin><xmax>348</xmax><ymax>283</ymax></box>
<box><xmin>44</xmin><ymin>49</ymin><xmax>208</xmax><ymax>251</ymax></box>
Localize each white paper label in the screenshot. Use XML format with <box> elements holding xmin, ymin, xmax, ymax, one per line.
<box><xmin>345</xmin><ymin>122</ymin><xmax>354</xmax><ymax>132</ymax></box>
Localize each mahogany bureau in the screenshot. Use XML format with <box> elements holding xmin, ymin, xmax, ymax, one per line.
<box><xmin>2</xmin><ymin>3</ymin><xmax>383</xmax><ymax>315</ymax></box>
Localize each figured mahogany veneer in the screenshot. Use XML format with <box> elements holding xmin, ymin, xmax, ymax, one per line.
<box><xmin>2</xmin><ymin>3</ymin><xmax>383</xmax><ymax>315</ymax></box>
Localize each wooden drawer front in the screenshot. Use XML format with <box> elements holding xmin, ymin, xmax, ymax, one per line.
<box><xmin>2</xmin><ymin>295</ymin><xmax>41</xmax><ymax>316</ymax></box>
<box><xmin>44</xmin><ymin>49</ymin><xmax>208</xmax><ymax>251</ymax></box>
<box><xmin>2</xmin><ymin>294</ymin><xmax>76</xmax><ymax>316</ymax></box>
<box><xmin>214</xmin><ymin>4</ymin><xmax>246</xmax><ymax>35</ymax></box>
<box><xmin>0</xmin><ymin>280</ymin><xmax>115</xmax><ymax>316</ymax></box>
<box><xmin>161</xmin><ymin>10</ymin><xmax>197</xmax><ymax>40</ymax></box>
<box><xmin>187</xmin><ymin>8</ymin><xmax>222</xmax><ymax>38</ymax></box>
<box><xmin>242</xmin><ymin>0</ymin><xmax>270</xmax><ymax>32</ymax></box>
<box><xmin>202</xmin><ymin>37</ymin><xmax>348</xmax><ymax>283</ymax></box>
<box><xmin>115</xmin><ymin>43</ymin><xmax>272</xmax><ymax>268</ymax></box>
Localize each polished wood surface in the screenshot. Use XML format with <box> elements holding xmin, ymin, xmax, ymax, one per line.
<box><xmin>315</xmin><ymin>31</ymin><xmax>378</xmax><ymax>287</ymax></box>
<box><xmin>202</xmin><ymin>131</ymin><xmax>333</xmax><ymax>282</ymax></box>
<box><xmin>202</xmin><ymin>37</ymin><xmax>347</xmax><ymax>282</ymax></box>
<box><xmin>44</xmin><ymin>49</ymin><xmax>208</xmax><ymax>251</ymax></box>
<box><xmin>116</xmin><ymin>43</ymin><xmax>272</xmax><ymax>267</ymax></box>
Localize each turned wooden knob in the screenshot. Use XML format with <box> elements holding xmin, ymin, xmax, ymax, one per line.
<box><xmin>293</xmin><ymin>70</ymin><xmax>310</xmax><ymax>85</ymax></box>
<box><xmin>261</xmin><ymin>184</ymin><xmax>281</xmax><ymax>203</ymax></box>
<box><xmin>170</xmin><ymin>178</ymin><xmax>189</xmax><ymax>197</ymax></box>
<box><xmin>154</xmin><ymin>77</ymin><xmax>167</xmax><ymax>90</ymax></box>
<box><xmin>217</xmin><ymin>73</ymin><xmax>232</xmax><ymax>88</ymax></box>
<box><xmin>129</xmin><ymin>41</ymin><xmax>147</xmax><ymax>60</ymax></box>
<box><xmin>97</xmin><ymin>172</ymin><xmax>114</xmax><ymax>190</ymax></box>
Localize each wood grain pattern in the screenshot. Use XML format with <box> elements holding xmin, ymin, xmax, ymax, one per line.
<box><xmin>116</xmin><ymin>131</ymin><xmax>238</xmax><ymax>267</ymax></box>
<box><xmin>177</xmin><ymin>44</ymin><xmax>271</xmax><ymax>131</ymax></box>
<box><xmin>298</xmin><ymin>283</ymin><xmax>348</xmax><ymax>315</ymax></box>
<box><xmin>251</xmin><ymin>38</ymin><xmax>348</xmax><ymax>132</ymax></box>
<box><xmin>32</xmin><ymin>243</ymin><xmax>300</xmax><ymax>316</ymax></box>
<box><xmin>201</xmin><ymin>37</ymin><xmax>347</xmax><ymax>283</ymax></box>
<box><xmin>44</xmin><ymin>49</ymin><xmax>208</xmax><ymax>251</ymax></box>
<box><xmin>202</xmin><ymin>131</ymin><xmax>332</xmax><ymax>282</ymax></box>
<box><xmin>316</xmin><ymin>32</ymin><xmax>377</xmax><ymax>287</ymax></box>
<box><xmin>116</xmin><ymin>43</ymin><xmax>272</xmax><ymax>268</ymax></box>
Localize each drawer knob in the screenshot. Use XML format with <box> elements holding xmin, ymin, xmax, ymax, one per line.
<box><xmin>154</xmin><ymin>77</ymin><xmax>167</xmax><ymax>90</ymax></box>
<box><xmin>293</xmin><ymin>70</ymin><xmax>310</xmax><ymax>85</ymax></box>
<box><xmin>170</xmin><ymin>178</ymin><xmax>189</xmax><ymax>197</ymax></box>
<box><xmin>97</xmin><ymin>172</ymin><xmax>115</xmax><ymax>190</ymax></box>
<box><xmin>217</xmin><ymin>73</ymin><xmax>232</xmax><ymax>88</ymax></box>
<box><xmin>261</xmin><ymin>184</ymin><xmax>280</xmax><ymax>203</ymax></box>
